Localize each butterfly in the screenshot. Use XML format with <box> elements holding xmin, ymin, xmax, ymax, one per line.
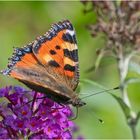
<box><xmin>1</xmin><ymin>20</ymin><xmax>86</xmax><ymax>108</ymax></box>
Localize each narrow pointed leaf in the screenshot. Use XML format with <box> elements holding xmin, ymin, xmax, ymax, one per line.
<box><xmin>111</xmin><ymin>94</ymin><xmax>131</xmax><ymax>119</ymax></box>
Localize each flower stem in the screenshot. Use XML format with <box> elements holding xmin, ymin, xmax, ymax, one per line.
<box><xmin>130</xmin><ymin>123</ymin><xmax>137</xmax><ymax>139</ymax></box>
<box><xmin>117</xmin><ymin>53</ymin><xmax>137</xmax><ymax>139</ymax></box>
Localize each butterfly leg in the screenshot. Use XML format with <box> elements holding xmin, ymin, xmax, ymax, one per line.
<box><xmin>51</xmin><ymin>103</ymin><xmax>65</xmax><ymax>110</ymax></box>
<box><xmin>70</xmin><ymin>106</ymin><xmax>79</xmax><ymax>120</ymax></box>
<box><xmin>17</xmin><ymin>95</ymin><xmax>49</xmax><ymax>109</ymax></box>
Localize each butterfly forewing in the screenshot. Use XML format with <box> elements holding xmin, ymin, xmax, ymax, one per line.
<box><xmin>32</xmin><ymin>20</ymin><xmax>79</xmax><ymax>90</ymax></box>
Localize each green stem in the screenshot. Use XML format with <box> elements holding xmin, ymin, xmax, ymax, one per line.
<box><xmin>117</xmin><ymin>54</ymin><xmax>137</xmax><ymax>139</ymax></box>
<box><xmin>130</xmin><ymin>124</ymin><xmax>137</xmax><ymax>139</ymax></box>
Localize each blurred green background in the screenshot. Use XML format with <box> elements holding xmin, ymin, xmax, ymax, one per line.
<box><xmin>0</xmin><ymin>1</ymin><xmax>140</xmax><ymax>139</ymax></box>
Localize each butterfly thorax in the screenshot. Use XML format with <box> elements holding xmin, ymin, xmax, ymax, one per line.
<box><xmin>68</xmin><ymin>94</ymin><xmax>86</xmax><ymax>107</ymax></box>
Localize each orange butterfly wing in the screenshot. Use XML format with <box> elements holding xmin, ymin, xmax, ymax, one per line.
<box><xmin>1</xmin><ymin>20</ymin><xmax>79</xmax><ymax>103</ymax></box>
<box><xmin>32</xmin><ymin>20</ymin><xmax>79</xmax><ymax>90</ymax></box>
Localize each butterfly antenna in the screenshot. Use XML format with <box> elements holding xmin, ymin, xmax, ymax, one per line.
<box><xmin>81</xmin><ymin>86</ymin><xmax>119</xmax><ymax>100</ymax></box>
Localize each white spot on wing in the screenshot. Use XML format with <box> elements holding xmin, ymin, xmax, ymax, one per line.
<box><xmin>62</xmin><ymin>43</ymin><xmax>78</xmax><ymax>50</ymax></box>
<box><xmin>64</xmin><ymin>57</ymin><xmax>75</xmax><ymax>66</ymax></box>
<box><xmin>66</xmin><ymin>29</ymin><xmax>75</xmax><ymax>36</ymax></box>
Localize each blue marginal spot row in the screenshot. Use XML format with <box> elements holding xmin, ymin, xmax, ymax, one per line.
<box><xmin>33</xmin><ymin>20</ymin><xmax>74</xmax><ymax>53</ymax></box>
<box><xmin>7</xmin><ymin>43</ymin><xmax>33</xmax><ymax>70</ymax></box>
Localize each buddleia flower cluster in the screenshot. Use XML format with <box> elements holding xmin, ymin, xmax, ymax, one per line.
<box><xmin>0</xmin><ymin>86</ymin><xmax>81</xmax><ymax>139</ymax></box>
<box><xmin>82</xmin><ymin>1</ymin><xmax>140</xmax><ymax>56</ymax></box>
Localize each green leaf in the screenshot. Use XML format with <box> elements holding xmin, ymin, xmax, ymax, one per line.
<box><xmin>111</xmin><ymin>94</ymin><xmax>131</xmax><ymax>119</ymax></box>
<box><xmin>136</xmin><ymin>111</ymin><xmax>140</xmax><ymax>124</ymax></box>
<box><xmin>94</xmin><ymin>49</ymin><xmax>105</xmax><ymax>71</ymax></box>
<box><xmin>125</xmin><ymin>77</ymin><xmax>140</xmax><ymax>86</ymax></box>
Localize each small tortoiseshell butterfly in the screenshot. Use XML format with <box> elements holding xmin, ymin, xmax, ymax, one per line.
<box><xmin>1</xmin><ymin>20</ymin><xmax>86</xmax><ymax>107</ymax></box>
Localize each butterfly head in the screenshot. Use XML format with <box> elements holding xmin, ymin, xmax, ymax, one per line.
<box><xmin>68</xmin><ymin>97</ymin><xmax>86</xmax><ymax>107</ymax></box>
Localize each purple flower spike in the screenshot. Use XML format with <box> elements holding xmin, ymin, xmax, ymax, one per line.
<box><xmin>0</xmin><ymin>86</ymin><xmax>82</xmax><ymax>139</ymax></box>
